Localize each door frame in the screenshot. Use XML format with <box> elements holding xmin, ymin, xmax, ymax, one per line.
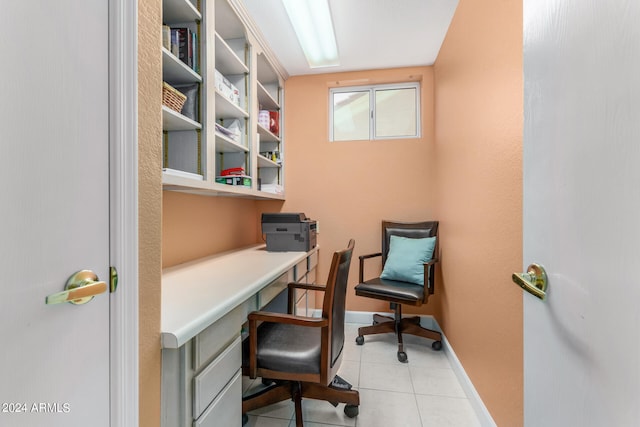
<box><xmin>109</xmin><ymin>0</ymin><xmax>139</xmax><ymax>425</ymax></box>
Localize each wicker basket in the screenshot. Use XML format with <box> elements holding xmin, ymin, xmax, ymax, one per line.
<box><xmin>162</xmin><ymin>82</ymin><xmax>187</xmax><ymax>113</ymax></box>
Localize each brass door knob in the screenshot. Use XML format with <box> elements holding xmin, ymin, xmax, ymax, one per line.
<box><xmin>512</xmin><ymin>264</ymin><xmax>548</xmax><ymax>300</ymax></box>
<box><xmin>46</xmin><ymin>270</ymin><xmax>107</xmax><ymax>305</ymax></box>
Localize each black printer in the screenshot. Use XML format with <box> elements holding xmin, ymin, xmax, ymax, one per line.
<box><xmin>261</xmin><ymin>213</ymin><xmax>317</xmax><ymax>252</ymax></box>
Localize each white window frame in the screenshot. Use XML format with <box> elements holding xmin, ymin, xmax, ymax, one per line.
<box><xmin>329</xmin><ymin>82</ymin><xmax>421</xmax><ymax>141</ymax></box>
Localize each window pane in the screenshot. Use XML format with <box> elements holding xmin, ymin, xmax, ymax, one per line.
<box><xmin>332</xmin><ymin>91</ymin><xmax>370</xmax><ymax>141</ymax></box>
<box><xmin>374</xmin><ymin>88</ymin><xmax>417</xmax><ymax>138</ymax></box>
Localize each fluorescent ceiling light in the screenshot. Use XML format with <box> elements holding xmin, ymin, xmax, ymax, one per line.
<box><xmin>282</xmin><ymin>0</ymin><xmax>339</xmax><ymax>68</ymax></box>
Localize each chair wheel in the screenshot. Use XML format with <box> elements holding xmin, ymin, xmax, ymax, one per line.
<box><xmin>432</xmin><ymin>340</ymin><xmax>442</xmax><ymax>351</ymax></box>
<box><xmin>344</xmin><ymin>404</ymin><xmax>359</xmax><ymax>418</ymax></box>
<box><xmin>261</xmin><ymin>377</ymin><xmax>274</xmax><ymax>386</ymax></box>
<box><xmin>242</xmin><ymin>413</ymin><xmax>249</xmax><ymax>425</ymax></box>
<box><xmin>355</xmin><ymin>335</ymin><xmax>364</xmax><ymax>345</ymax></box>
<box><xmin>397</xmin><ymin>351</ymin><xmax>408</xmax><ymax>363</ymax></box>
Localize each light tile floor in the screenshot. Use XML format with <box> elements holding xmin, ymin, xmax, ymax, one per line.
<box><xmin>243</xmin><ymin>323</ymin><xmax>481</xmax><ymax>427</ymax></box>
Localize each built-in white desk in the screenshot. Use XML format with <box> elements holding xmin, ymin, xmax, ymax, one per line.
<box><xmin>161</xmin><ymin>244</ymin><xmax>319</xmax><ymax>427</ymax></box>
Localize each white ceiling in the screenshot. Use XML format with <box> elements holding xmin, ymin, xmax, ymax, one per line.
<box><xmin>240</xmin><ymin>0</ymin><xmax>459</xmax><ymax>77</ymax></box>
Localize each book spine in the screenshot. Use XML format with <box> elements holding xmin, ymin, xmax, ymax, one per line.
<box><xmin>192</xmin><ymin>31</ymin><xmax>198</xmax><ymax>73</ymax></box>
<box><xmin>170</xmin><ymin>29</ymin><xmax>179</xmax><ymax>57</ymax></box>
<box><xmin>187</xmin><ymin>28</ymin><xmax>193</xmax><ymax>68</ymax></box>
<box><xmin>177</xmin><ymin>28</ymin><xmax>189</xmax><ymax>66</ymax></box>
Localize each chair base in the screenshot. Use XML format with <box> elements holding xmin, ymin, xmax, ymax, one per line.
<box><xmin>356</xmin><ymin>305</ymin><xmax>442</xmax><ymax>363</ymax></box>
<box><xmin>242</xmin><ymin>376</ymin><xmax>359</xmax><ymax>427</ymax></box>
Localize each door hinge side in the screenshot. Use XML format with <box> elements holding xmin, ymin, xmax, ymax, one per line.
<box><xmin>110</xmin><ymin>266</ymin><xmax>119</xmax><ymax>293</ymax></box>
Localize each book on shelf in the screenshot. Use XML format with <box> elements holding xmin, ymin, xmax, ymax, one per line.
<box><xmin>176</xmin><ymin>28</ymin><xmax>192</xmax><ymax>68</ymax></box>
<box><xmin>167</xmin><ymin>27</ymin><xmax>198</xmax><ymax>73</ymax></box>
<box><xmin>192</xmin><ymin>30</ymin><xmax>198</xmax><ymax>73</ymax></box>
<box><xmin>170</xmin><ymin>28</ymin><xmax>179</xmax><ymax>57</ymax></box>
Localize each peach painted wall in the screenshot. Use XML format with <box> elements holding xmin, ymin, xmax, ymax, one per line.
<box><xmin>258</xmin><ymin>67</ymin><xmax>439</xmax><ymax>318</ymax></box>
<box><xmin>138</xmin><ymin>0</ymin><xmax>163</xmax><ymax>425</ymax></box>
<box><xmin>162</xmin><ymin>193</ymin><xmax>261</xmax><ymax>268</ymax></box>
<box><xmin>434</xmin><ymin>0</ymin><xmax>523</xmax><ymax>425</ymax></box>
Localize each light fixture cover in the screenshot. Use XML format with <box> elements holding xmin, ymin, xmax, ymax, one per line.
<box><xmin>282</xmin><ymin>0</ymin><xmax>339</xmax><ymax>68</ymax></box>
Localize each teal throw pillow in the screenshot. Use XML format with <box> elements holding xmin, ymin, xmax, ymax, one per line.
<box><xmin>380</xmin><ymin>235</ymin><xmax>436</xmax><ymax>286</ymax></box>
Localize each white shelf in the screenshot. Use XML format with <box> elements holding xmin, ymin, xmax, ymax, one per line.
<box><xmin>215</xmin><ymin>132</ymin><xmax>249</xmax><ymax>153</ymax></box>
<box><xmin>215</xmin><ymin>0</ymin><xmax>245</xmax><ymax>39</ymax></box>
<box><xmin>256</xmin><ymin>53</ymin><xmax>279</xmax><ymax>85</ymax></box>
<box><xmin>257</xmin><ymin>124</ymin><xmax>280</xmax><ymax>143</ymax></box>
<box><xmin>162</xmin><ymin>105</ymin><xmax>202</xmax><ymax>131</ymax></box>
<box><xmin>215</xmin><ymin>91</ymin><xmax>249</xmax><ymax>119</ymax></box>
<box><xmin>162</xmin><ymin>169</ymin><xmax>209</xmax><ymax>190</ymax></box>
<box><xmin>215</xmin><ymin>33</ymin><xmax>248</xmax><ymax>75</ymax></box>
<box><xmin>257</xmin><ymin>81</ymin><xmax>279</xmax><ymax>110</ymax></box>
<box><xmin>257</xmin><ymin>155</ymin><xmax>281</xmax><ymax>168</ymax></box>
<box><xmin>162</xmin><ymin>0</ymin><xmax>201</xmax><ymax>23</ymax></box>
<box><xmin>163</xmin><ymin>168</ymin><xmax>203</xmax><ymax>180</ymax></box>
<box><xmin>162</xmin><ymin>47</ymin><xmax>202</xmax><ymax>84</ymax></box>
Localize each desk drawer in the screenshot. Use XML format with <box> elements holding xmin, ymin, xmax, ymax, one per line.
<box><xmin>193</xmin><ymin>370</ymin><xmax>241</xmax><ymax>427</ymax></box>
<box><xmin>308</xmin><ymin>250</ymin><xmax>318</xmax><ymax>271</ymax></box>
<box><xmin>193</xmin><ymin>305</ymin><xmax>242</xmax><ymax>371</ymax></box>
<box><xmin>306</xmin><ymin>267</ymin><xmax>317</xmax><ymax>285</ymax></box>
<box><xmin>294</xmin><ymin>258</ymin><xmax>308</xmax><ymax>281</ymax></box>
<box><xmin>258</xmin><ymin>270</ymin><xmax>292</xmax><ymax>309</ymax></box>
<box><xmin>193</xmin><ymin>336</ymin><xmax>241</xmax><ymax>420</ymax></box>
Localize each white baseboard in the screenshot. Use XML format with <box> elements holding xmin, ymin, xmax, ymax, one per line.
<box><xmin>336</xmin><ymin>310</ymin><xmax>496</xmax><ymax>427</ymax></box>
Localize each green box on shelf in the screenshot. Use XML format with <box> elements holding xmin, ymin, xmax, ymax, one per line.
<box><xmin>216</xmin><ymin>176</ymin><xmax>251</xmax><ymax>187</ymax></box>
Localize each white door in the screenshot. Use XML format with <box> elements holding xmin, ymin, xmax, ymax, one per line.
<box><xmin>523</xmin><ymin>0</ymin><xmax>640</xmax><ymax>425</ymax></box>
<box><xmin>0</xmin><ymin>2</ymin><xmax>110</xmax><ymax>426</ymax></box>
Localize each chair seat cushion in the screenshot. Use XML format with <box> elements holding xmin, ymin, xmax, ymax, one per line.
<box><xmin>355</xmin><ymin>277</ymin><xmax>425</xmax><ymax>304</ymax></box>
<box><xmin>243</xmin><ymin>322</ymin><xmax>321</xmax><ymax>374</ymax></box>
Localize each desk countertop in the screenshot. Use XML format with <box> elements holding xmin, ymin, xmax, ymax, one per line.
<box><xmin>161</xmin><ymin>244</ymin><xmax>313</xmax><ymax>349</ymax></box>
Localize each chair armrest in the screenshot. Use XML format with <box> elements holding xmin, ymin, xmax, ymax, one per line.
<box><xmin>287</xmin><ymin>281</ymin><xmax>326</xmax><ymax>312</ymax></box>
<box><xmin>424</xmin><ymin>258</ymin><xmax>438</xmax><ymax>267</ymax></box>
<box><xmin>423</xmin><ymin>258</ymin><xmax>440</xmax><ymax>297</ymax></box>
<box><xmin>359</xmin><ymin>252</ymin><xmax>382</xmax><ymax>261</ymax></box>
<box><xmin>248</xmin><ymin>310</ymin><xmax>328</xmax><ymax>327</ymax></box>
<box><xmin>359</xmin><ymin>252</ymin><xmax>382</xmax><ymax>283</ymax></box>
<box><xmin>288</xmin><ymin>281</ymin><xmax>326</xmax><ymax>292</ymax></box>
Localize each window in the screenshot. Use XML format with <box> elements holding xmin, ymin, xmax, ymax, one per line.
<box><xmin>330</xmin><ymin>83</ymin><xmax>420</xmax><ymax>141</ymax></box>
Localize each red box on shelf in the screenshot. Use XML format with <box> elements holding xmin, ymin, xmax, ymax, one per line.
<box><xmin>269</xmin><ymin>111</ymin><xmax>279</xmax><ymax>136</ymax></box>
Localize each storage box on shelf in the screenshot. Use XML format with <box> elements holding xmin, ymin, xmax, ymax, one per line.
<box><xmin>161</xmin><ymin>0</ymin><xmax>287</xmax><ymax>199</ymax></box>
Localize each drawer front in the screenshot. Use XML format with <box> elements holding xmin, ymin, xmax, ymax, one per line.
<box><xmin>295</xmin><ymin>290</ymin><xmax>307</xmax><ymax>316</ymax></box>
<box><xmin>306</xmin><ymin>267</ymin><xmax>317</xmax><ymax>285</ymax></box>
<box><xmin>258</xmin><ymin>270</ymin><xmax>292</xmax><ymax>309</ymax></box>
<box><xmin>238</xmin><ymin>294</ymin><xmax>258</xmax><ymax>323</ymax></box>
<box><xmin>193</xmin><ymin>305</ymin><xmax>242</xmax><ymax>371</ymax></box>
<box><xmin>193</xmin><ymin>336</ymin><xmax>241</xmax><ymax>420</ymax></box>
<box><xmin>308</xmin><ymin>250</ymin><xmax>318</xmax><ymax>271</ymax></box>
<box><xmin>193</xmin><ymin>370</ymin><xmax>241</xmax><ymax>427</ymax></box>
<box><xmin>293</xmin><ymin>258</ymin><xmax>308</xmax><ymax>281</ymax></box>
<box><xmin>307</xmin><ymin>288</ymin><xmax>316</xmax><ymax>314</ymax></box>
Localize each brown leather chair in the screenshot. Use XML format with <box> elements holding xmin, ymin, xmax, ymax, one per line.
<box><xmin>354</xmin><ymin>221</ymin><xmax>442</xmax><ymax>362</ymax></box>
<box><xmin>242</xmin><ymin>240</ymin><xmax>359</xmax><ymax>427</ymax></box>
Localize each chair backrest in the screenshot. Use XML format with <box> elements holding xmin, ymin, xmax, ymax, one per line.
<box><xmin>321</xmin><ymin>239</ymin><xmax>355</xmax><ymax>370</ymax></box>
<box><xmin>381</xmin><ymin>220</ymin><xmax>439</xmax><ymax>292</ymax></box>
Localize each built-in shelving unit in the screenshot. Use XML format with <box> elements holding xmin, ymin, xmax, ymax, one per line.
<box><xmin>255</xmin><ymin>51</ymin><xmax>284</xmax><ymax>195</ymax></box>
<box><xmin>161</xmin><ymin>0</ymin><xmax>287</xmax><ymax>199</ymax></box>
